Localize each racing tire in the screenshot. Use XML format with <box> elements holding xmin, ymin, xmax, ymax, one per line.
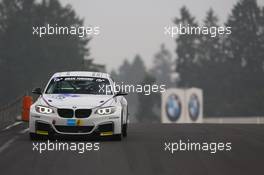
<box><xmin>113</xmin><ymin>134</ymin><xmax>122</xmax><ymax>141</ymax></box>
<box><xmin>48</xmin><ymin>133</ymin><xmax>55</xmax><ymax>141</ymax></box>
<box><xmin>29</xmin><ymin>133</ymin><xmax>41</xmax><ymax>140</ymax></box>
<box><xmin>122</xmin><ymin>124</ymin><xmax>127</xmax><ymax>137</ymax></box>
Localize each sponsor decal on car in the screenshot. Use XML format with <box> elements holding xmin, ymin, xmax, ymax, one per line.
<box><xmin>67</xmin><ymin>119</ymin><xmax>76</xmax><ymax>126</ymax></box>
<box><xmin>66</xmin><ymin>119</ymin><xmax>84</xmax><ymax>126</ymax></box>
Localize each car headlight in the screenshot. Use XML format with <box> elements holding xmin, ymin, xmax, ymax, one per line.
<box><xmin>35</xmin><ymin>105</ymin><xmax>54</xmax><ymax>114</ymax></box>
<box><xmin>95</xmin><ymin>106</ymin><xmax>116</xmax><ymax>115</ymax></box>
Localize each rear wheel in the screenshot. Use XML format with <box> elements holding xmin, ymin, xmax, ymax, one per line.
<box><xmin>113</xmin><ymin>120</ymin><xmax>123</xmax><ymax>141</ymax></box>
<box><xmin>113</xmin><ymin>134</ymin><xmax>122</xmax><ymax>141</ymax></box>
<box><xmin>122</xmin><ymin>124</ymin><xmax>127</xmax><ymax>137</ymax></box>
<box><xmin>29</xmin><ymin>133</ymin><xmax>40</xmax><ymax>140</ymax></box>
<box><xmin>113</xmin><ymin>109</ymin><xmax>125</xmax><ymax>141</ymax></box>
<box><xmin>122</xmin><ymin>106</ymin><xmax>128</xmax><ymax>137</ymax></box>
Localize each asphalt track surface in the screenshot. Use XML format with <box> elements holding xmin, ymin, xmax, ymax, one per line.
<box><xmin>0</xmin><ymin>123</ymin><xmax>264</xmax><ymax>175</ymax></box>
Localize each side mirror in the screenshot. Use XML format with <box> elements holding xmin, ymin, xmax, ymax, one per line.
<box><xmin>114</xmin><ymin>92</ymin><xmax>128</xmax><ymax>97</ymax></box>
<box><xmin>32</xmin><ymin>87</ymin><xmax>42</xmax><ymax>95</ymax></box>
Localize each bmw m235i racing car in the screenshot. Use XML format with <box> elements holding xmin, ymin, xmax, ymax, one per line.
<box><xmin>29</xmin><ymin>71</ymin><xmax>128</xmax><ymax>140</ymax></box>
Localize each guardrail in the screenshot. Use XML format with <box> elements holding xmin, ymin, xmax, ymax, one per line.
<box><xmin>0</xmin><ymin>95</ymin><xmax>23</xmax><ymax>128</ymax></box>
<box><xmin>203</xmin><ymin>117</ymin><xmax>264</xmax><ymax>124</ymax></box>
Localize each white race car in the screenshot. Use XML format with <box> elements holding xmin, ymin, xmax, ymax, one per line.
<box><xmin>29</xmin><ymin>71</ymin><xmax>128</xmax><ymax>140</ymax></box>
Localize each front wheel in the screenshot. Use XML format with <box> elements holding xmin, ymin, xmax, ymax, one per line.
<box><xmin>29</xmin><ymin>132</ymin><xmax>54</xmax><ymax>140</ymax></box>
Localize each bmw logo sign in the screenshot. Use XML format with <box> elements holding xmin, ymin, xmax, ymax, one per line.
<box><xmin>166</xmin><ymin>94</ymin><xmax>182</xmax><ymax>121</ymax></box>
<box><xmin>188</xmin><ymin>94</ymin><xmax>200</xmax><ymax>121</ymax></box>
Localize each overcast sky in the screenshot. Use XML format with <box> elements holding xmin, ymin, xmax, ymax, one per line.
<box><xmin>60</xmin><ymin>0</ymin><xmax>264</xmax><ymax>72</ymax></box>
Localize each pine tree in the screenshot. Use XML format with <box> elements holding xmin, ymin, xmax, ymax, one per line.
<box><xmin>114</xmin><ymin>56</ymin><xmax>147</xmax><ymax>122</ymax></box>
<box><xmin>224</xmin><ymin>0</ymin><xmax>263</xmax><ymax>115</ymax></box>
<box><xmin>0</xmin><ymin>0</ymin><xmax>90</xmax><ymax>104</ymax></box>
<box><xmin>118</xmin><ymin>59</ymin><xmax>131</xmax><ymax>83</ymax></box>
<box><xmin>150</xmin><ymin>44</ymin><xmax>176</xmax><ymax>88</ymax></box>
<box><xmin>198</xmin><ymin>8</ymin><xmax>225</xmax><ymax>116</ymax></box>
<box><xmin>129</xmin><ymin>55</ymin><xmax>146</xmax><ymax>85</ymax></box>
<box><xmin>136</xmin><ymin>74</ymin><xmax>159</xmax><ymax>122</ymax></box>
<box><xmin>174</xmin><ymin>6</ymin><xmax>200</xmax><ymax>87</ymax></box>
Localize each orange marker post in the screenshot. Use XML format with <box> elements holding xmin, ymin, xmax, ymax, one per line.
<box><xmin>22</xmin><ymin>96</ymin><xmax>32</xmax><ymax>121</ymax></box>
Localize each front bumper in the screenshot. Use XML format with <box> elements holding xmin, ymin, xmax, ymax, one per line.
<box><xmin>29</xmin><ymin>110</ymin><xmax>122</xmax><ymax>136</ymax></box>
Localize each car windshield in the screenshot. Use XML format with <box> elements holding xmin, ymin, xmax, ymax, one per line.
<box><xmin>45</xmin><ymin>77</ymin><xmax>112</xmax><ymax>95</ymax></box>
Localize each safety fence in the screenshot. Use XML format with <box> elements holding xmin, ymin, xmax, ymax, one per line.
<box><xmin>203</xmin><ymin>117</ymin><xmax>264</xmax><ymax>124</ymax></box>
<box><xmin>0</xmin><ymin>95</ymin><xmax>24</xmax><ymax>129</ymax></box>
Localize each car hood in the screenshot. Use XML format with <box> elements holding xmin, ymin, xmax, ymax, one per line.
<box><xmin>40</xmin><ymin>94</ymin><xmax>115</xmax><ymax>109</ymax></box>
